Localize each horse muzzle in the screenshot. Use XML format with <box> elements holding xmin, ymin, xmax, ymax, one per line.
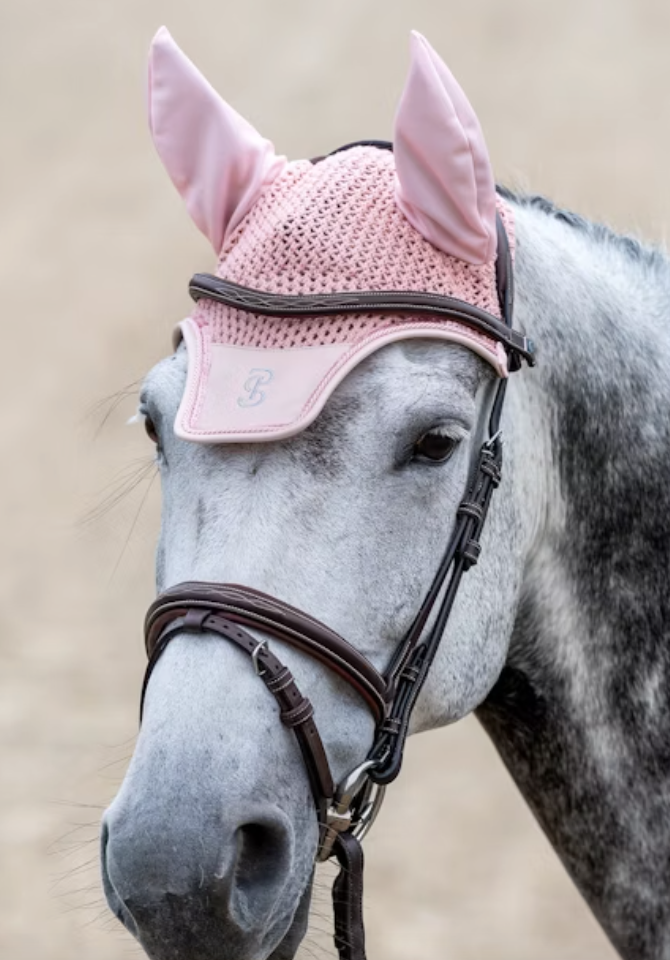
<box><xmin>101</xmin><ymin>783</ymin><xmax>310</xmax><ymax>959</ymax></box>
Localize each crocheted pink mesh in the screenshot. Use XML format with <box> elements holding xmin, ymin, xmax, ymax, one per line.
<box><xmin>191</xmin><ymin>147</ymin><xmax>513</xmax><ymax>348</ymax></box>
<box><xmin>175</xmin><ymin>145</ymin><xmax>515</xmax><ymax>444</ymax></box>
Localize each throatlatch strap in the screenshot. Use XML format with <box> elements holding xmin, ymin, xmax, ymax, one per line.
<box><xmin>333</xmin><ymin>832</ymin><xmax>367</xmax><ymax>960</ymax></box>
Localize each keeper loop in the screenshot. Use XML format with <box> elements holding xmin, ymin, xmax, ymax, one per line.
<box><xmin>266</xmin><ymin>666</ymin><xmax>292</xmax><ymax>692</ymax></box>
<box><xmin>480</xmin><ymin>456</ymin><xmax>502</xmax><ymax>485</ymax></box>
<box><xmin>281</xmin><ymin>698</ymin><xmax>314</xmax><ymax>728</ymax></box>
<box><xmin>183</xmin><ymin>609</ymin><xmax>210</xmax><ymax>631</ymax></box>
<box><xmin>381</xmin><ymin>717</ymin><xmax>401</xmax><ymax>735</ymax></box>
<box><xmin>461</xmin><ymin>539</ymin><xmax>482</xmax><ymax>569</ymax></box>
<box><xmin>458</xmin><ymin>501</ymin><xmax>484</xmax><ymax>521</ymax></box>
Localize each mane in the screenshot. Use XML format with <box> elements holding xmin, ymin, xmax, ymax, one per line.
<box><xmin>498</xmin><ymin>185</ymin><xmax>670</xmax><ymax>276</ymax></box>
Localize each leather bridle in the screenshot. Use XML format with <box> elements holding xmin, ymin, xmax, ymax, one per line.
<box><xmin>139</xmin><ymin>145</ymin><xmax>535</xmax><ymax>960</ymax></box>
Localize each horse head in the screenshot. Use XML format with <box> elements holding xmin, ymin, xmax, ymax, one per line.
<box><xmin>101</xmin><ymin>27</ymin><xmax>537</xmax><ymax>960</ymax></box>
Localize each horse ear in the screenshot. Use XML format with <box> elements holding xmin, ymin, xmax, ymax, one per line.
<box><xmin>394</xmin><ymin>32</ymin><xmax>497</xmax><ymax>265</ymax></box>
<box><xmin>147</xmin><ymin>27</ymin><xmax>287</xmax><ymax>254</ymax></box>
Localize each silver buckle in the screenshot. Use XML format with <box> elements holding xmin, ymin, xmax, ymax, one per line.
<box><xmin>251</xmin><ymin>639</ymin><xmax>269</xmax><ymax>676</ymax></box>
<box><xmin>316</xmin><ymin>759</ymin><xmax>386</xmax><ymax>862</ymax></box>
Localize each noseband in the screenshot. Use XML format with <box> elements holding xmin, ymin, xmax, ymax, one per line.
<box><xmin>140</xmin><ymin>154</ymin><xmax>534</xmax><ymax>959</ymax></box>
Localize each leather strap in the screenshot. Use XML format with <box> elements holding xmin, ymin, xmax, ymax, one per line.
<box><xmin>188</xmin><ymin>274</ymin><xmax>536</xmax><ymax>368</ymax></box>
<box><xmin>367</xmin><ymin>436</ymin><xmax>503</xmax><ymax>785</ymax></box>
<box><xmin>333</xmin><ymin>832</ymin><xmax>367</xmax><ymax>960</ymax></box>
<box><xmin>141</xmin><ymin>607</ymin><xmax>335</xmax><ymax>823</ymax></box>
<box><xmin>145</xmin><ymin>582</ymin><xmax>389</xmax><ymax>724</ymax></box>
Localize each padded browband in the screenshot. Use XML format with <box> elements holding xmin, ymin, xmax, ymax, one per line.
<box><xmin>188</xmin><ymin>274</ymin><xmax>536</xmax><ymax>367</ymax></box>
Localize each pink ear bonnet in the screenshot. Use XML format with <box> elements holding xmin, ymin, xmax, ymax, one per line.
<box><xmin>148</xmin><ymin>28</ymin><xmax>521</xmax><ymax>444</ymax></box>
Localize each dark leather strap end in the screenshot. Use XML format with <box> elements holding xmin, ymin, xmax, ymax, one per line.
<box><xmin>333</xmin><ymin>832</ymin><xmax>367</xmax><ymax>960</ymax></box>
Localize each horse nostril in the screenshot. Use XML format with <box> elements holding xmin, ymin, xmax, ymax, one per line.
<box><xmin>101</xmin><ymin>802</ymin><xmax>297</xmax><ymax>947</ymax></box>
<box><xmin>234</xmin><ymin>821</ymin><xmax>289</xmax><ymax>915</ymax></box>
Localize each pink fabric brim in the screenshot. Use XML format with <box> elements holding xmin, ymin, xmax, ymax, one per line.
<box><xmin>174</xmin><ymin>317</ymin><xmax>508</xmax><ymax>443</ymax></box>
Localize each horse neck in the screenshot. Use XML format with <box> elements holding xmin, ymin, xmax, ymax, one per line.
<box><xmin>479</xmin><ymin>199</ymin><xmax>670</xmax><ymax>960</ymax></box>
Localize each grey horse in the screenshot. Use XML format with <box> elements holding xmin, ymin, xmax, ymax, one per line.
<box><xmin>101</xmin><ymin>27</ymin><xmax>670</xmax><ymax>960</ymax></box>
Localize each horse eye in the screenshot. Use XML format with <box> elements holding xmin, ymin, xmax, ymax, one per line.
<box><xmin>144</xmin><ymin>415</ymin><xmax>159</xmax><ymax>445</ymax></box>
<box><xmin>413</xmin><ymin>430</ymin><xmax>458</xmax><ymax>463</ymax></box>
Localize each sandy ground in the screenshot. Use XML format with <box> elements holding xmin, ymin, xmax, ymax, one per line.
<box><xmin>2</xmin><ymin>1</ymin><xmax>670</xmax><ymax>957</ymax></box>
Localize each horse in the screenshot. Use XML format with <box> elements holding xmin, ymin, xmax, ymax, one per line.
<box><xmin>101</xmin><ymin>25</ymin><xmax>670</xmax><ymax>960</ymax></box>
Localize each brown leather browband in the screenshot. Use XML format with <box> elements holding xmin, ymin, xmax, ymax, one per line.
<box><xmin>188</xmin><ymin>273</ymin><xmax>536</xmax><ymax>369</ymax></box>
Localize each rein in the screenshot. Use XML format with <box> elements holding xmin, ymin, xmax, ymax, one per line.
<box><xmin>140</xmin><ymin>207</ymin><xmax>533</xmax><ymax>959</ymax></box>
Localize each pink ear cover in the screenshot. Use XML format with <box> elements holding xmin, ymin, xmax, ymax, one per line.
<box><xmin>169</xmin><ymin>145</ymin><xmax>515</xmax><ymax>445</ymax></box>
<box><xmin>394</xmin><ymin>32</ymin><xmax>497</xmax><ymax>265</ymax></box>
<box><xmin>147</xmin><ymin>27</ymin><xmax>287</xmax><ymax>254</ymax></box>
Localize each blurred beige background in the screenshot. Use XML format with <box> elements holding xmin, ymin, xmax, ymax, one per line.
<box><xmin>2</xmin><ymin>0</ymin><xmax>669</xmax><ymax>957</ymax></box>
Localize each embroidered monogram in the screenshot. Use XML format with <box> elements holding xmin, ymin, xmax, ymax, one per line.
<box><xmin>237</xmin><ymin>368</ymin><xmax>274</xmax><ymax>408</ymax></box>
